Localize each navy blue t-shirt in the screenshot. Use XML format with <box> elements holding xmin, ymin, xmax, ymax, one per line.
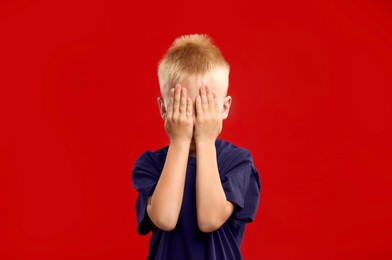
<box><xmin>131</xmin><ymin>138</ymin><xmax>261</xmax><ymax>260</ymax></box>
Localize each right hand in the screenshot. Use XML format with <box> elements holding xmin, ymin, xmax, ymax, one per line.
<box><xmin>164</xmin><ymin>84</ymin><xmax>194</xmax><ymax>144</ymax></box>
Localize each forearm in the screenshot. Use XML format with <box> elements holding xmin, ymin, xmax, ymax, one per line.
<box><xmin>148</xmin><ymin>141</ymin><xmax>190</xmax><ymax>230</ymax></box>
<box><xmin>196</xmin><ymin>140</ymin><xmax>228</xmax><ymax>232</ymax></box>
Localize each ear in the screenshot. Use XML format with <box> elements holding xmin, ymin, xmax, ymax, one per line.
<box><xmin>221</xmin><ymin>95</ymin><xmax>232</xmax><ymax>120</ymax></box>
<box><xmin>157</xmin><ymin>96</ymin><xmax>167</xmax><ymax>120</ymax></box>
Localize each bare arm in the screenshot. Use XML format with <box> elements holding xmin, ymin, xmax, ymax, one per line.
<box><xmin>147</xmin><ymin>141</ymin><xmax>190</xmax><ymax>231</ymax></box>
<box><xmin>196</xmin><ymin>141</ymin><xmax>235</xmax><ymax>233</ymax></box>
<box><xmin>194</xmin><ymin>85</ymin><xmax>235</xmax><ymax>233</ymax></box>
<box><xmin>146</xmin><ymin>84</ymin><xmax>193</xmax><ymax>231</ymax></box>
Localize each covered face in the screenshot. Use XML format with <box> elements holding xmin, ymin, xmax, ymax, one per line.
<box><xmin>161</xmin><ymin>70</ymin><xmax>230</xmax><ymax>123</ymax></box>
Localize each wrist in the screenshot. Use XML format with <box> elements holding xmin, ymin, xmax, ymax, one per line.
<box><xmin>195</xmin><ymin>138</ymin><xmax>216</xmax><ymax>146</ymax></box>
<box><xmin>170</xmin><ymin>138</ymin><xmax>192</xmax><ymax>147</ymax></box>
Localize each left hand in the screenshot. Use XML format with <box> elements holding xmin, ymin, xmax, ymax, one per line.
<box><xmin>194</xmin><ymin>85</ymin><xmax>222</xmax><ymax>143</ymax></box>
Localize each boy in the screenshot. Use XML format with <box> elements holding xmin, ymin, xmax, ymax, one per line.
<box><xmin>131</xmin><ymin>34</ymin><xmax>261</xmax><ymax>260</ymax></box>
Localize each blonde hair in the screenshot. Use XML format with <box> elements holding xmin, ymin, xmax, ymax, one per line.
<box><xmin>158</xmin><ymin>34</ymin><xmax>230</xmax><ymax>100</ymax></box>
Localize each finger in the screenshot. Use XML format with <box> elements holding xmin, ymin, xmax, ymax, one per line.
<box><xmin>196</xmin><ymin>95</ymin><xmax>203</xmax><ymax>118</ymax></box>
<box><xmin>186</xmin><ymin>97</ymin><xmax>193</xmax><ymax>118</ymax></box>
<box><xmin>167</xmin><ymin>87</ymin><xmax>174</xmax><ymax>118</ymax></box>
<box><xmin>179</xmin><ymin>87</ymin><xmax>187</xmax><ymax>115</ymax></box>
<box><xmin>200</xmin><ymin>85</ymin><xmax>208</xmax><ymax>112</ymax></box>
<box><xmin>206</xmin><ymin>85</ymin><xmax>214</xmax><ymax>109</ymax></box>
<box><xmin>173</xmin><ymin>84</ymin><xmax>181</xmax><ymax>115</ymax></box>
<box><xmin>213</xmin><ymin>89</ymin><xmax>219</xmax><ymax>113</ymax></box>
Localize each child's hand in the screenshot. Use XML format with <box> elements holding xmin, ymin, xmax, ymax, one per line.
<box><xmin>194</xmin><ymin>85</ymin><xmax>222</xmax><ymax>143</ymax></box>
<box><xmin>164</xmin><ymin>84</ymin><xmax>194</xmax><ymax>144</ymax></box>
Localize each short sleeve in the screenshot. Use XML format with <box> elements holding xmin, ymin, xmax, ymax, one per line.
<box><xmin>131</xmin><ymin>151</ymin><xmax>161</xmax><ymax>235</ymax></box>
<box><xmin>221</xmin><ymin>150</ymin><xmax>261</xmax><ymax>223</ymax></box>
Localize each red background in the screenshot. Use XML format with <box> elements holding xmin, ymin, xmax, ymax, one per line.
<box><xmin>1</xmin><ymin>0</ymin><xmax>392</xmax><ymax>259</ymax></box>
